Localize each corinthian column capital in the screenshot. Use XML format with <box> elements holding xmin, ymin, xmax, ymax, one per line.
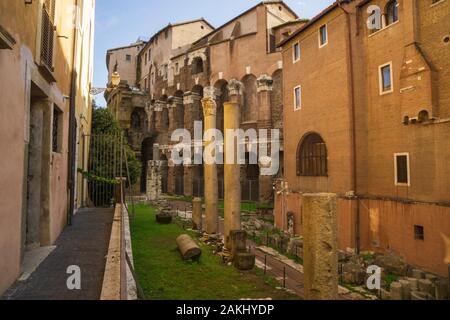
<box><xmin>257</xmin><ymin>74</ymin><xmax>273</xmax><ymax>92</ymax></box>
<box><xmin>203</xmin><ymin>86</ymin><xmax>221</xmax><ymax>100</ymax></box>
<box><xmin>201</xmin><ymin>97</ymin><xmax>217</xmax><ymax>117</ymax></box>
<box><xmin>227</xmin><ymin>79</ymin><xmax>244</xmax><ymax>97</ymax></box>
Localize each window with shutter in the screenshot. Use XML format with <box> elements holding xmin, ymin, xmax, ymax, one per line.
<box><xmin>41</xmin><ymin>0</ymin><xmax>56</xmax><ymax>72</ymax></box>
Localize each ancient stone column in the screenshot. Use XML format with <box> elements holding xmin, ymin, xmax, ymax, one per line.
<box><xmin>154</xmin><ymin>101</ymin><xmax>165</xmax><ymax>133</ymax></box>
<box><xmin>192</xmin><ymin>197</ymin><xmax>203</xmax><ymax>231</ymax></box>
<box><xmin>256</xmin><ymin>75</ymin><xmax>274</xmax><ymax>203</ymax></box>
<box><xmin>153</xmin><ymin>143</ymin><xmax>160</xmax><ymax>161</ymax></box>
<box><xmin>256</xmin><ymin>74</ymin><xmax>273</xmax><ymax>130</ymax></box>
<box><xmin>183</xmin><ymin>164</ymin><xmax>193</xmax><ymax>197</ymax></box>
<box><xmin>168</xmin><ymin>96</ymin><xmax>183</xmax><ymax>134</ymax></box>
<box><xmin>145</xmin><ymin>104</ymin><xmax>155</xmax><ymax>133</ymax></box>
<box><xmin>302</xmin><ymin>193</ymin><xmax>338</xmax><ymax>300</ymax></box>
<box><xmin>201</xmin><ymin>95</ymin><xmax>218</xmax><ymax>235</ymax></box>
<box><xmin>167</xmin><ymin>149</ymin><xmax>176</xmax><ymax>194</ymax></box>
<box><xmin>146</xmin><ymin>160</ymin><xmax>162</xmax><ymax>201</ymax></box>
<box><xmin>183</xmin><ymin>92</ymin><xmax>201</xmax><ymax>136</ymax></box>
<box><xmin>223</xmin><ymin>101</ymin><xmax>241</xmax><ymax>249</ymax></box>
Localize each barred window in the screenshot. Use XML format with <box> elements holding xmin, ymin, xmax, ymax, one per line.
<box><xmin>52</xmin><ymin>106</ymin><xmax>62</xmax><ymax>153</ymax></box>
<box><xmin>41</xmin><ymin>0</ymin><xmax>56</xmax><ymax>71</ymax></box>
<box><xmin>296</xmin><ymin>133</ymin><xmax>328</xmax><ymax>176</ymax></box>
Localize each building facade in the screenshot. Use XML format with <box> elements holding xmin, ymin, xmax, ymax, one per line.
<box><xmin>0</xmin><ymin>0</ymin><xmax>95</xmax><ymax>295</ymax></box>
<box><xmin>106</xmin><ymin>1</ymin><xmax>304</xmax><ymax>202</ymax></box>
<box><xmin>276</xmin><ymin>0</ymin><xmax>450</xmax><ymax>276</ymax></box>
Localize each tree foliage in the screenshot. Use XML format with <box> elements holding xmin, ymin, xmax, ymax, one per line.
<box><xmin>86</xmin><ymin>106</ymin><xmax>141</xmax><ymax>206</ymax></box>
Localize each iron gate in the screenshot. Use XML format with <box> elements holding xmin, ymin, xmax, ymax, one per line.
<box><xmin>79</xmin><ymin>134</ymin><xmax>124</xmax><ymax>207</ymax></box>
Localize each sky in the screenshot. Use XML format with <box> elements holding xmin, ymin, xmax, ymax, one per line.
<box><xmin>93</xmin><ymin>0</ymin><xmax>335</xmax><ymax>107</ymax></box>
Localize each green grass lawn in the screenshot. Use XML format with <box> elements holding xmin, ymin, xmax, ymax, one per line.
<box><xmin>130</xmin><ymin>204</ymin><xmax>299</xmax><ymax>300</ymax></box>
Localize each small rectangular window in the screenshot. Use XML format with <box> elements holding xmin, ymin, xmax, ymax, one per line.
<box><xmin>293</xmin><ymin>42</ymin><xmax>300</xmax><ymax>62</ymax></box>
<box><xmin>52</xmin><ymin>106</ymin><xmax>63</xmax><ymax>153</ymax></box>
<box><xmin>414</xmin><ymin>225</ymin><xmax>424</xmax><ymax>241</ymax></box>
<box><xmin>268</xmin><ymin>34</ymin><xmax>276</xmax><ymax>53</ymax></box>
<box><xmin>294</xmin><ymin>86</ymin><xmax>301</xmax><ymax>111</ymax></box>
<box><xmin>379</xmin><ymin>62</ymin><xmax>393</xmax><ymax>94</ymax></box>
<box><xmin>395</xmin><ymin>153</ymin><xmax>410</xmax><ymax>186</ymax></box>
<box><xmin>126</xmin><ymin>54</ymin><xmax>132</xmax><ymax>61</ymax></box>
<box><xmin>319</xmin><ymin>25</ymin><xmax>328</xmax><ymax>47</ymax></box>
<box><xmin>175</xmin><ymin>62</ymin><xmax>179</xmax><ymax>74</ymax></box>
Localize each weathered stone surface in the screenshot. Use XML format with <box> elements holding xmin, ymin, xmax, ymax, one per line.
<box><xmin>302</xmin><ymin>193</ymin><xmax>338</xmax><ymax>300</ymax></box>
<box><xmin>176</xmin><ymin>234</ymin><xmax>202</xmax><ymax>260</ymax></box>
<box><xmin>380</xmin><ymin>288</ymin><xmax>391</xmax><ymax>300</ymax></box>
<box><xmin>425</xmin><ymin>273</ymin><xmax>438</xmax><ymax>283</ymax></box>
<box><xmin>147</xmin><ymin>160</ymin><xmax>162</xmax><ymax>201</ymax></box>
<box><xmin>411</xmin><ymin>291</ymin><xmax>430</xmax><ymax>300</ymax></box>
<box><xmin>233</xmin><ymin>252</ymin><xmax>255</xmax><ymax>270</ymax></box>
<box><xmin>192</xmin><ymin>198</ymin><xmax>203</xmax><ymax>231</ymax></box>
<box><xmin>230</xmin><ymin>230</ymin><xmax>247</xmax><ymax>259</ymax></box>
<box><xmin>287</xmin><ymin>238</ymin><xmax>303</xmax><ymax>259</ymax></box>
<box><xmin>407</xmin><ymin>277</ymin><xmax>419</xmax><ymax>291</ymax></box>
<box><xmin>390</xmin><ymin>282</ymin><xmax>403</xmax><ymax>300</ymax></box>
<box><xmin>399</xmin><ymin>279</ymin><xmax>412</xmax><ymax>300</ymax></box>
<box><xmin>342</xmin><ymin>262</ymin><xmax>366</xmax><ymax>285</ymax></box>
<box><xmin>411</xmin><ymin>269</ymin><xmax>425</xmax><ymax>279</ymax></box>
<box><xmin>374</xmin><ymin>255</ymin><xmax>408</xmax><ymax>276</ymax></box>
<box><xmin>418</xmin><ymin>279</ymin><xmax>433</xmax><ymax>295</ymax></box>
<box><xmin>201</xmin><ymin>96</ymin><xmax>219</xmax><ymax>235</ymax></box>
<box><xmin>435</xmin><ymin>278</ymin><xmax>449</xmax><ymax>300</ymax></box>
<box><xmin>223</xmin><ymin>101</ymin><xmax>241</xmax><ymax>249</ymax></box>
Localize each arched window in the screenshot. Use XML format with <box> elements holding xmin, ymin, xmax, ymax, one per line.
<box><xmin>191</xmin><ymin>57</ymin><xmax>204</xmax><ymax>74</ymax></box>
<box><xmin>385</xmin><ymin>0</ymin><xmax>399</xmax><ymax>26</ymax></box>
<box><xmin>296</xmin><ymin>133</ymin><xmax>328</xmax><ymax>177</ymax></box>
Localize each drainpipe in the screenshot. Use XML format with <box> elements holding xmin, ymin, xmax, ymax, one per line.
<box><xmin>337</xmin><ymin>1</ymin><xmax>360</xmax><ymax>254</ymax></box>
<box><xmin>67</xmin><ymin>0</ymin><xmax>79</xmax><ymax>226</ymax></box>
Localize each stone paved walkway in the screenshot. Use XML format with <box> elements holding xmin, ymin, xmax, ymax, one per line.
<box><xmin>2</xmin><ymin>208</ymin><xmax>114</xmax><ymax>300</ymax></box>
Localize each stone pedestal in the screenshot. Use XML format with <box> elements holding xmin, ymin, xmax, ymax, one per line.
<box><xmin>201</xmin><ymin>96</ymin><xmax>218</xmax><ymax>234</ymax></box>
<box><xmin>223</xmin><ymin>101</ymin><xmax>241</xmax><ymax>249</ymax></box>
<box><xmin>146</xmin><ymin>160</ymin><xmax>162</xmax><ymax>201</ymax></box>
<box><xmin>192</xmin><ymin>197</ymin><xmax>203</xmax><ymax>231</ymax></box>
<box><xmin>303</xmin><ymin>193</ymin><xmax>338</xmax><ymax>300</ymax></box>
<box><xmin>234</xmin><ymin>253</ymin><xmax>255</xmax><ymax>271</ymax></box>
<box><xmin>230</xmin><ymin>230</ymin><xmax>247</xmax><ymax>259</ymax></box>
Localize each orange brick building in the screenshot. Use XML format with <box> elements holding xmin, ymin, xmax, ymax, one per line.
<box><xmin>275</xmin><ymin>0</ymin><xmax>450</xmax><ymax>276</ymax></box>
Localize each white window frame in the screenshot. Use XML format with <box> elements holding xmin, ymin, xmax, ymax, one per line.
<box><xmin>379</xmin><ymin>61</ymin><xmax>394</xmax><ymax>95</ymax></box>
<box><xmin>318</xmin><ymin>24</ymin><xmax>328</xmax><ymax>48</ymax></box>
<box><xmin>294</xmin><ymin>85</ymin><xmax>302</xmax><ymax>111</ymax></box>
<box><xmin>394</xmin><ymin>152</ymin><xmax>410</xmax><ymax>186</ymax></box>
<box><xmin>292</xmin><ymin>41</ymin><xmax>301</xmax><ymax>63</ymax></box>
